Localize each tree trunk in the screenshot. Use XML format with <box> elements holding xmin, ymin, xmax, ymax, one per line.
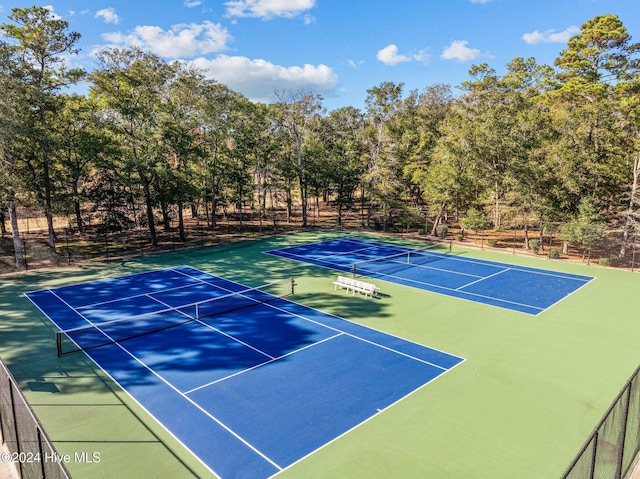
<box><xmin>161</xmin><ymin>200</ymin><xmax>171</xmax><ymax>231</ymax></box>
<box><xmin>296</xmin><ymin>136</ymin><xmax>307</xmax><ymax>227</ymax></box>
<box><xmin>0</xmin><ymin>206</ymin><xmax>6</xmax><ymax>236</ymax></box>
<box><xmin>620</xmin><ymin>154</ymin><xmax>640</xmax><ymax>258</ymax></box>
<box><xmin>44</xmin><ymin>204</ymin><xmax>57</xmax><ymax>259</ymax></box>
<box><xmin>141</xmin><ymin>173</ymin><xmax>157</xmax><ymax>247</ymax></box>
<box><xmin>178</xmin><ymin>203</ymin><xmax>185</xmax><ymax>242</ymax></box>
<box><xmin>430</xmin><ymin>202</ymin><xmax>447</xmax><ymax>236</ymax></box>
<box><xmin>268</xmin><ymin>187</ymin><xmax>277</xmax><ymax>232</ymax></box>
<box><xmin>210</xmin><ymin>175</ymin><xmax>217</xmax><ymax>230</ymax></box>
<box><xmin>494</xmin><ymin>181</ymin><xmax>500</xmax><ymax>227</ymax></box>
<box><xmin>73</xmin><ymin>180</ymin><xmax>84</xmax><ymax>234</ymax></box>
<box><xmin>8</xmin><ymin>200</ymin><xmax>26</xmax><ymax>271</ymax></box>
<box><xmin>285</xmin><ymin>188</ymin><xmax>292</xmax><ymax>223</ymax></box>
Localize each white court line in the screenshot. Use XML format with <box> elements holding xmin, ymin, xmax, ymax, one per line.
<box><xmin>80</xmin><ymin>280</ymin><xmax>202</xmax><ymax>309</ymax></box>
<box><xmin>362</xmin><ymin>258</ymin><xmax>484</xmax><ymax>280</ymax></box>
<box><xmin>173</xmin><ymin>267</ymin><xmax>460</xmax><ymax>371</ymax></box>
<box><xmin>340</xmin><ymin>238</ymin><xmax>594</xmax><ymax>283</ymax></box>
<box><xmin>409</xmin><ymin>249</ymin><xmax>593</xmax><ymax>282</ymax></box>
<box><xmin>267</xmin><ymin>239</ymin><xmax>589</xmax><ymax>313</ymax></box>
<box><xmin>359</xmin><ymin>268</ymin><xmax>545</xmax><ymax>313</ymax></box>
<box><xmin>456</xmin><ymin>267</ymin><xmax>511</xmax><ymax>291</ymax></box>
<box><xmin>267</xmin><ymin>238</ymin><xmax>413</xmax><ymax>268</ymax></box>
<box><xmin>25</xmin><ymin>267</ymin><xmax>181</xmax><ymax>295</ymax></box>
<box><xmin>46</xmin><ymin>286</ymin><xmax>283</xmax><ymax>473</ymax></box>
<box><xmin>176</xmin><ymin>267</ymin><xmax>465</xmax><ymax>364</ymax></box>
<box><xmin>149</xmin><ymin>294</ymin><xmax>277</xmax><ymax>362</ymax></box>
<box><xmin>184</xmin><ymin>332</ymin><xmax>343</xmax><ymax>395</ymax></box>
<box><xmin>533</xmin><ymin>275</ymin><xmax>597</xmax><ymax>316</ymax></box>
<box><xmin>41</xmin><ymin>265</ymin><xmax>467</xmax><ymax>478</ymax></box>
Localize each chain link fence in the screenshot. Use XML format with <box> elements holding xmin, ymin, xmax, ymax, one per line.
<box><xmin>561</xmin><ymin>364</ymin><xmax>640</xmax><ymax>479</ymax></box>
<box><xmin>0</xmin><ymin>359</ymin><xmax>71</xmax><ymax>479</ymax></box>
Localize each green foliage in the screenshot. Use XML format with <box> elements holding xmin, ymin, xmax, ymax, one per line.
<box><xmin>487</xmin><ymin>239</ymin><xmax>498</xmax><ymax>247</ymax></box>
<box><xmin>529</xmin><ymin>238</ymin><xmax>541</xmax><ymax>253</ymax></box>
<box><xmin>436</xmin><ymin>224</ymin><xmax>449</xmax><ymax>239</ymax></box>
<box><xmin>461</xmin><ymin>208</ymin><xmax>488</xmax><ymax>231</ymax></box>
<box><xmin>560</xmin><ymin>199</ymin><xmax>607</xmax><ymax>248</ymax></box>
<box><xmin>548</xmin><ymin>249</ymin><xmax>561</xmax><ymax>259</ymax></box>
<box><xmin>8</xmin><ymin>11</ymin><xmax>640</xmax><ymax>268</ymax></box>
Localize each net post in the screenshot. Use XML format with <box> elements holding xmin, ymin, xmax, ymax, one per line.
<box><xmin>352</xmin><ymin>263</ymin><xmax>357</xmax><ymax>278</ymax></box>
<box><xmin>290</xmin><ymin>277</ymin><xmax>296</xmax><ymax>295</ymax></box>
<box><xmin>56</xmin><ymin>332</ymin><xmax>62</xmax><ymax>357</ymax></box>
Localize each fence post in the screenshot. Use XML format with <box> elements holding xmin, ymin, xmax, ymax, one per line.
<box><xmin>8</xmin><ymin>380</ymin><xmax>24</xmax><ymax>479</ymax></box>
<box><xmin>590</xmin><ymin>430</ymin><xmax>598</xmax><ymax>479</ymax></box>
<box><xmin>616</xmin><ymin>383</ymin><xmax>633</xmax><ymax>479</ymax></box>
<box><xmin>37</xmin><ymin>428</ymin><xmax>46</xmax><ymax>479</ymax></box>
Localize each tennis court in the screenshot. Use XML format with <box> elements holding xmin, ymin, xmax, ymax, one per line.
<box><xmin>25</xmin><ymin>265</ymin><xmax>463</xmax><ymax>479</ymax></box>
<box><xmin>266</xmin><ymin>237</ymin><xmax>595</xmax><ymax>315</ymax></box>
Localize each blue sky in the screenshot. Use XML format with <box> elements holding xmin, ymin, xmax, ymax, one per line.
<box><xmin>2</xmin><ymin>0</ymin><xmax>639</xmax><ymax>110</ymax></box>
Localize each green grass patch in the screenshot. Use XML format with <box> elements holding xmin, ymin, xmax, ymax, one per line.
<box><xmin>2</xmin><ymin>230</ymin><xmax>639</xmax><ymax>478</ymax></box>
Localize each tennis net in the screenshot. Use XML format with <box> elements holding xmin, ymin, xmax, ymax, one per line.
<box><xmin>56</xmin><ymin>277</ymin><xmax>296</xmax><ymax>356</ymax></box>
<box><xmin>352</xmin><ymin>245</ymin><xmax>446</xmax><ymax>277</ymax></box>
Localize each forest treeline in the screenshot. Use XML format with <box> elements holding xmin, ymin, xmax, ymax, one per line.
<box><xmin>1</xmin><ymin>7</ymin><xmax>640</xmax><ymax>271</ymax></box>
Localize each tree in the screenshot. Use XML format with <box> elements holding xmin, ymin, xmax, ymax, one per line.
<box><xmin>560</xmin><ymin>198</ymin><xmax>607</xmax><ymax>261</ymax></box>
<box><xmin>363</xmin><ymin>81</ymin><xmax>405</xmax><ymax>230</ymax></box>
<box><xmin>90</xmin><ymin>47</ymin><xmax>175</xmax><ymax>247</ymax></box>
<box><xmin>199</xmin><ymin>83</ymin><xmax>241</xmax><ymax>229</ymax></box>
<box><xmin>157</xmin><ymin>64</ymin><xmax>209</xmax><ymax>241</ymax></box>
<box><xmin>0</xmin><ymin>43</ymin><xmax>27</xmax><ymax>270</ymax></box>
<box><xmin>403</xmin><ymin>84</ymin><xmax>454</xmax><ymax>233</ymax></box>
<box><xmin>317</xmin><ymin>107</ymin><xmax>365</xmax><ymax>226</ymax></box>
<box><xmin>1</xmin><ymin>6</ymin><xmax>84</xmax><ymax>258</ymax></box>
<box><xmin>551</xmin><ymin>14</ymin><xmax>638</xmax><ymax>215</ymax></box>
<box><xmin>273</xmin><ymin>89</ymin><xmax>324</xmax><ymax>227</ymax></box>
<box><xmin>461</xmin><ymin>207</ymin><xmax>488</xmax><ymax>244</ymax></box>
<box><xmin>54</xmin><ymin>94</ymin><xmax>114</xmax><ymax>234</ymax></box>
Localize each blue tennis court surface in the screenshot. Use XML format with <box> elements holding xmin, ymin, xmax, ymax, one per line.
<box><xmin>25</xmin><ymin>266</ymin><xmax>463</xmax><ymax>479</ymax></box>
<box><xmin>265</xmin><ymin>238</ymin><xmax>595</xmax><ymax>315</ymax></box>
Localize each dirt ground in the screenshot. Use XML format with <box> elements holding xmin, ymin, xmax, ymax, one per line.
<box><xmin>1</xmin><ymin>206</ymin><xmax>638</xmax><ymax>275</ymax></box>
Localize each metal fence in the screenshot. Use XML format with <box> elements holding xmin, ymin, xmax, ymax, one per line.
<box><xmin>0</xmin><ymin>359</ymin><xmax>71</xmax><ymax>479</ymax></box>
<box><xmin>561</xmin><ymin>363</ymin><xmax>640</xmax><ymax>479</ymax></box>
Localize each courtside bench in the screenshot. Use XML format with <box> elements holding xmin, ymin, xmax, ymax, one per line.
<box><xmin>333</xmin><ymin>275</ymin><xmax>379</xmax><ymax>298</ymax></box>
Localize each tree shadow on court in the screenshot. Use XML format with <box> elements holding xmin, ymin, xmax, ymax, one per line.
<box><xmin>0</xmin><ymin>232</ymin><xmax>407</xmax><ymax>478</ymax></box>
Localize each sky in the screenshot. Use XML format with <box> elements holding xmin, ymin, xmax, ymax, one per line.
<box><xmin>1</xmin><ymin>0</ymin><xmax>639</xmax><ymax>111</ymax></box>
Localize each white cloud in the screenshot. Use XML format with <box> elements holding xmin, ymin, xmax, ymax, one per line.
<box><xmin>377</xmin><ymin>44</ymin><xmax>411</xmax><ymax>66</ymax></box>
<box><xmin>95</xmin><ymin>7</ymin><xmax>121</xmax><ymax>25</ymax></box>
<box><xmin>189</xmin><ymin>55</ymin><xmax>338</xmax><ymax>102</ymax></box>
<box><xmin>101</xmin><ymin>21</ymin><xmax>232</xmax><ymax>58</ymax></box>
<box><xmin>43</xmin><ymin>5</ymin><xmax>62</xmax><ymax>20</ymax></box>
<box><xmin>377</xmin><ymin>44</ymin><xmax>432</xmax><ymax>66</ymax></box>
<box><xmin>441</xmin><ymin>40</ymin><xmax>481</xmax><ymax>62</ymax></box>
<box><xmin>522</xmin><ymin>26</ymin><xmax>580</xmax><ymax>45</ymax></box>
<box><xmin>185</xmin><ymin>0</ymin><xmax>203</xmax><ymax>6</ymax></box>
<box><xmin>225</xmin><ymin>0</ymin><xmax>316</xmax><ymax>19</ymax></box>
<box><xmin>412</xmin><ymin>49</ymin><xmax>432</xmax><ymax>64</ymax></box>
